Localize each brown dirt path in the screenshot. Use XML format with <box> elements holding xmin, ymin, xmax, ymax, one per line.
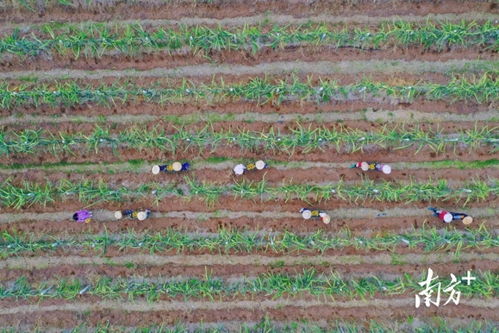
<box><xmin>2</xmin><ymin>0</ymin><xmax>496</xmax><ymax>24</ymax></box>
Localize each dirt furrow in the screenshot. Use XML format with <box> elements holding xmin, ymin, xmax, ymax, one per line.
<box><xmin>2</xmin><ymin>109</ymin><xmax>499</xmax><ymax>127</ymax></box>
<box><xmin>2</xmin><ymin>59</ymin><xmax>496</xmax><ymax>81</ymax></box>
<box><xmin>0</xmin><ymin>298</ymin><xmax>496</xmax><ymax>327</ymax></box>
<box><xmin>2</xmin><ymin>193</ymin><xmax>495</xmax><ymax>215</ymax></box>
<box><xmin>1</xmin><ymin>46</ymin><xmax>496</xmax><ymax>72</ymax></box>
<box><xmin>3</xmin><ymin>216</ymin><xmax>496</xmax><ymax>236</ymax></box>
<box><xmin>1</xmin><ymin>260</ymin><xmax>496</xmax><ymax>283</ymax></box>
<box><xmin>2</xmin><ymin>252</ymin><xmax>496</xmax><ymax>271</ymax></box>
<box><xmin>4</xmin><ymin>167</ymin><xmax>497</xmax><ymax>188</ymax></box>
<box><xmin>2</xmin><ymin>0</ymin><xmax>496</xmax><ymax>25</ymax></box>
<box><xmin>1</xmin><ymin>159</ymin><xmax>496</xmax><ymax>175</ymax></box>
<box><xmin>5</xmin><ymin>96</ymin><xmax>495</xmax><ymax>118</ymax></box>
<box><xmin>3</xmin><ymin>12</ymin><xmax>498</xmax><ymax>34</ymax></box>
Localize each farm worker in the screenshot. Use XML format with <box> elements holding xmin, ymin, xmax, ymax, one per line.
<box><xmin>72</xmin><ymin>210</ymin><xmax>92</xmax><ymax>223</ymax></box>
<box><xmin>299</xmin><ymin>208</ymin><xmax>331</xmax><ymax>224</ymax></box>
<box><xmin>351</xmin><ymin>161</ymin><xmax>391</xmax><ymax>174</ymax></box>
<box><xmin>233</xmin><ymin>160</ymin><xmax>267</xmax><ymax>175</ymax></box>
<box><xmin>152</xmin><ymin>162</ymin><xmax>190</xmax><ymax>175</ymax></box>
<box><xmin>114</xmin><ymin>209</ymin><xmax>151</xmax><ymax>221</ymax></box>
<box><xmin>428</xmin><ymin>207</ymin><xmax>473</xmax><ymax>225</ymax></box>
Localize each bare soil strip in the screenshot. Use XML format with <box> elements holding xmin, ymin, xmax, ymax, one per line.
<box><xmin>3</xmin><ymin>12</ymin><xmax>498</xmax><ymax>34</ymax></box>
<box><xmin>2</xmin><ymin>47</ymin><xmax>495</xmax><ymax>72</ymax></box>
<box><xmin>4</xmin><ymin>166</ymin><xmax>497</xmax><ymax>188</ymax></box>
<box><xmin>2</xmin><ymin>60</ymin><xmax>496</xmax><ymax>81</ymax></box>
<box><xmin>2</xmin><ymin>260</ymin><xmax>495</xmax><ymax>282</ymax></box>
<box><xmin>0</xmin><ymin>304</ymin><xmax>495</xmax><ymax>327</ymax></box>
<box><xmin>2</xmin><ymin>206</ymin><xmax>496</xmax><ymax>235</ymax></box>
<box><xmin>1</xmin><ymin>252</ymin><xmax>496</xmax><ymax>270</ymax></box>
<box><xmin>4</xmin><ymin>193</ymin><xmax>495</xmax><ymax>217</ymax></box>
<box><xmin>0</xmin><ymin>298</ymin><xmax>496</xmax><ymax>316</ymax></box>
<box><xmin>2</xmin><ymin>216</ymin><xmax>496</xmax><ymax>236</ymax></box>
<box><xmin>3</xmin><ymin>298</ymin><xmax>499</xmax><ymax>315</ymax></box>
<box><xmin>6</xmin><ymin>98</ymin><xmax>494</xmax><ymax>118</ymax></box>
<box><xmin>2</xmin><ymin>109</ymin><xmax>498</xmax><ymax>126</ymax></box>
<box><xmin>2</xmin><ymin>0</ymin><xmax>495</xmax><ymax>24</ymax></box>
<box><xmin>1</xmin><ymin>207</ymin><xmax>494</xmax><ymax>224</ymax></box>
<box><xmin>1</xmin><ymin>159</ymin><xmax>497</xmax><ymax>175</ymax></box>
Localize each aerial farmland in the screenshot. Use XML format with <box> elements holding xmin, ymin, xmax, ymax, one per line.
<box><xmin>0</xmin><ymin>0</ymin><xmax>497</xmax><ymax>331</ymax></box>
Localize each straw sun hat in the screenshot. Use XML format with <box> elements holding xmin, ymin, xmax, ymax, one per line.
<box><xmin>233</xmin><ymin>164</ymin><xmax>246</xmax><ymax>175</ymax></box>
<box><xmin>137</xmin><ymin>211</ymin><xmax>148</xmax><ymax>221</ymax></box>
<box><xmin>381</xmin><ymin>164</ymin><xmax>392</xmax><ymax>175</ymax></box>
<box><xmin>462</xmin><ymin>216</ymin><xmax>473</xmax><ymax>225</ymax></box>
<box><xmin>172</xmin><ymin>162</ymin><xmax>182</xmax><ymax>172</ymax></box>
<box><xmin>152</xmin><ymin>165</ymin><xmax>161</xmax><ymax>175</ymax></box>
<box><xmin>443</xmin><ymin>213</ymin><xmax>453</xmax><ymax>223</ymax></box>
<box><xmin>255</xmin><ymin>160</ymin><xmax>266</xmax><ymax>170</ymax></box>
<box><xmin>320</xmin><ymin>212</ymin><xmax>331</xmax><ymax>224</ymax></box>
<box><xmin>301</xmin><ymin>209</ymin><xmax>312</xmax><ymax>219</ymax></box>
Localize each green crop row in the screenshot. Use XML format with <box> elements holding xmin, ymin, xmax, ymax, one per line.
<box><xmin>1</xmin><ymin>21</ymin><xmax>497</xmax><ymax>57</ymax></box>
<box><xmin>0</xmin><ymin>177</ymin><xmax>497</xmax><ymax>208</ymax></box>
<box><xmin>1</xmin><ymin>76</ymin><xmax>498</xmax><ymax>109</ymax></box>
<box><xmin>1</xmin><ymin>124</ymin><xmax>497</xmax><ymax>158</ymax></box>
<box><xmin>2</xmin><ymin>270</ymin><xmax>497</xmax><ymax>301</ymax></box>
<box><xmin>1</xmin><ymin>227</ymin><xmax>497</xmax><ymax>257</ymax></box>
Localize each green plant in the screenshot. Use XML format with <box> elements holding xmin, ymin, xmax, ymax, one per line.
<box><xmin>0</xmin><ymin>226</ymin><xmax>497</xmax><ymax>257</ymax></box>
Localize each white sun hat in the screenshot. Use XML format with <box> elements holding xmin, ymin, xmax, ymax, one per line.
<box><xmin>172</xmin><ymin>162</ymin><xmax>182</xmax><ymax>172</ymax></box>
<box><xmin>381</xmin><ymin>164</ymin><xmax>392</xmax><ymax>175</ymax></box>
<box><xmin>301</xmin><ymin>209</ymin><xmax>312</xmax><ymax>219</ymax></box>
<box><xmin>152</xmin><ymin>165</ymin><xmax>161</xmax><ymax>175</ymax></box>
<box><xmin>320</xmin><ymin>212</ymin><xmax>331</xmax><ymax>224</ymax></box>
<box><xmin>137</xmin><ymin>211</ymin><xmax>148</xmax><ymax>221</ymax></box>
<box><xmin>360</xmin><ymin>162</ymin><xmax>369</xmax><ymax>171</ymax></box>
<box><xmin>462</xmin><ymin>216</ymin><xmax>473</xmax><ymax>225</ymax></box>
<box><xmin>233</xmin><ymin>164</ymin><xmax>245</xmax><ymax>175</ymax></box>
<box><xmin>443</xmin><ymin>213</ymin><xmax>453</xmax><ymax>223</ymax></box>
<box><xmin>114</xmin><ymin>211</ymin><xmax>123</xmax><ymax>219</ymax></box>
<box><xmin>255</xmin><ymin>160</ymin><xmax>266</xmax><ymax>170</ymax></box>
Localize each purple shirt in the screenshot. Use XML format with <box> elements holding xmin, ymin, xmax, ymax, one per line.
<box><xmin>74</xmin><ymin>210</ymin><xmax>92</xmax><ymax>223</ymax></box>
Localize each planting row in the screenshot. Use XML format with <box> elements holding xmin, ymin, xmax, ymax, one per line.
<box><xmin>2</xmin><ymin>21</ymin><xmax>497</xmax><ymax>58</ymax></box>
<box><xmin>1</xmin><ymin>270</ymin><xmax>496</xmax><ymax>300</ymax></box>
<box><xmin>0</xmin><ymin>178</ymin><xmax>497</xmax><ymax>208</ymax></box>
<box><xmin>1</xmin><ymin>124</ymin><xmax>497</xmax><ymax>157</ymax></box>
<box><xmin>1</xmin><ymin>227</ymin><xmax>496</xmax><ymax>257</ymax></box>
<box><xmin>1</xmin><ymin>76</ymin><xmax>497</xmax><ymax>109</ymax></box>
